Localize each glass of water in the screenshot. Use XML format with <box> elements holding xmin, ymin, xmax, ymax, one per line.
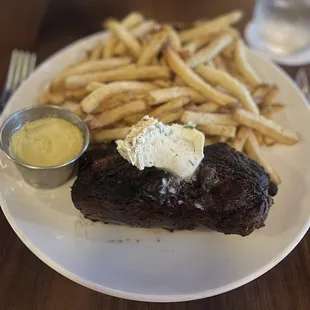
<box><xmin>253</xmin><ymin>0</ymin><xmax>310</xmax><ymax>55</ymax></box>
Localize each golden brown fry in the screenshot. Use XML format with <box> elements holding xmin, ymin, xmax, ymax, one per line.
<box><xmin>181</xmin><ymin>111</ymin><xmax>237</xmax><ymax>126</ymax></box>
<box><xmin>66</xmin><ymin>65</ymin><xmax>171</xmax><ymax>89</ymax></box>
<box><xmin>51</xmin><ymin>58</ymin><xmax>132</xmax><ymax>90</ymax></box>
<box><xmin>260</xmin><ymin>103</ymin><xmax>285</xmax><ymax>117</ymax></box>
<box><xmin>157</xmin><ymin>109</ymin><xmax>184</xmax><ymax>124</ymax></box>
<box><xmin>138</xmin><ymin>32</ymin><xmax>167</xmax><ymax>65</ymax></box>
<box><xmin>90</xmin><ymin>99</ymin><xmax>147</xmax><ymax>129</ymax></box>
<box><xmin>123</xmin><ymin>112</ymin><xmax>146</xmax><ymax>125</ymax></box>
<box><xmin>185</xmin><ymin>102</ymin><xmax>219</xmax><ymax>113</ymax></box>
<box><xmin>86</xmin><ymin>82</ymin><xmax>105</xmax><ymax>92</ymax></box>
<box><xmin>38</xmin><ymin>88</ymin><xmax>51</xmax><ymax>104</ymax></box>
<box><xmin>233</xmin><ymin>109</ymin><xmax>299</xmax><ymax>145</ymax></box>
<box><xmin>231</xmin><ymin>126</ymin><xmax>250</xmax><ymax>151</ymax></box>
<box><xmin>103</xmin><ymin>36</ymin><xmax>118</xmax><ymax>58</ymax></box>
<box><xmin>93</xmin><ymin>92</ymin><xmax>134</xmax><ymax>113</ymax></box>
<box><xmin>64</xmin><ymin>88</ymin><xmax>89</xmax><ymax>100</ymax></box>
<box><xmin>150</xmin><ymin>96</ymin><xmax>190</xmax><ymax>117</ymax></box>
<box><xmin>187</xmin><ymin>34</ymin><xmax>234</xmax><ymax>67</ymax></box>
<box><xmin>104</xmin><ymin>19</ymin><xmax>141</xmax><ymax>59</ymax></box>
<box><xmin>114</xmin><ymin>21</ymin><xmax>159</xmax><ymax>55</ymax></box>
<box><xmin>262</xmin><ymin>85</ymin><xmax>279</xmax><ymax>105</ymax></box>
<box><xmin>163</xmin><ymin>24</ymin><xmax>181</xmax><ymax>51</ymax></box>
<box><xmin>196</xmin><ymin>65</ymin><xmax>259</xmax><ymax>114</ymax></box>
<box><xmin>146</xmin><ymin>86</ymin><xmax>205</xmax><ymax>106</ymax></box>
<box><xmin>173</xmin><ymin>76</ymin><xmax>186</xmax><ymax>86</ymax></box>
<box><xmin>152</xmin><ymin>79</ymin><xmax>172</xmax><ymax>88</ymax></box>
<box><xmin>254</xmin><ymin>130</ymin><xmax>264</xmax><ymax>145</ymax></box>
<box><xmin>94</xmin><ymin>127</ymin><xmax>131</xmax><ymax>142</ymax></box>
<box><xmin>197</xmin><ymin>124</ymin><xmax>236</xmax><ymax>138</ymax></box>
<box><xmin>179</xmin><ymin>10</ymin><xmax>243</xmax><ymax>42</ymax></box>
<box><xmin>234</xmin><ymin>39</ymin><xmax>261</xmax><ymax>87</ymax></box>
<box><xmin>164</xmin><ymin>47</ymin><xmax>236</xmax><ymax>105</ymax></box>
<box><xmin>81</xmin><ymin>81</ymin><xmax>157</xmax><ymax>113</ymax></box>
<box><xmin>245</xmin><ymin>130</ymin><xmax>281</xmax><ymax>184</ymax></box>
<box><xmin>213</xmin><ymin>55</ymin><xmax>228</xmax><ymax>72</ymax></box>
<box><xmin>89</xmin><ymin>44</ymin><xmax>102</xmax><ymax>60</ymax></box>
<box><xmin>180</xmin><ymin>36</ymin><xmax>213</xmax><ymax>58</ymax></box>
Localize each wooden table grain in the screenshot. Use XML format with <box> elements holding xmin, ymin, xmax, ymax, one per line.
<box><xmin>0</xmin><ymin>0</ymin><xmax>309</xmax><ymax>309</ymax></box>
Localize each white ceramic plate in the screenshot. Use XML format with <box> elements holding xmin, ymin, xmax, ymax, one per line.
<box><xmin>0</xmin><ymin>32</ymin><xmax>310</xmax><ymax>303</ymax></box>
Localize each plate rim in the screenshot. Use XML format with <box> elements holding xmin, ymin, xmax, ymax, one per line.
<box><xmin>0</xmin><ymin>31</ymin><xmax>309</xmax><ymax>302</ymax></box>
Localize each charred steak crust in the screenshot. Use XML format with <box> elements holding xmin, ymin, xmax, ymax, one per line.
<box><xmin>71</xmin><ymin>143</ymin><xmax>276</xmax><ymax>236</ymax></box>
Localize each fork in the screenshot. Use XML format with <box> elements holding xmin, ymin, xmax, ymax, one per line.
<box><xmin>296</xmin><ymin>67</ymin><xmax>310</xmax><ymax>104</ymax></box>
<box><xmin>0</xmin><ymin>49</ymin><xmax>36</xmax><ymax>112</ymax></box>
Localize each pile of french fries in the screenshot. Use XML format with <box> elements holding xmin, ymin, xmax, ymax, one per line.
<box><xmin>39</xmin><ymin>10</ymin><xmax>299</xmax><ymax>185</ymax></box>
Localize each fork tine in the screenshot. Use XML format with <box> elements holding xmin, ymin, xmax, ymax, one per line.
<box><xmin>12</xmin><ymin>50</ymin><xmax>25</xmax><ymax>90</ymax></box>
<box><xmin>4</xmin><ymin>49</ymin><xmax>19</xmax><ymax>92</ymax></box>
<box><xmin>28</xmin><ymin>53</ymin><xmax>37</xmax><ymax>75</ymax></box>
<box><xmin>20</xmin><ymin>52</ymin><xmax>31</xmax><ymax>83</ymax></box>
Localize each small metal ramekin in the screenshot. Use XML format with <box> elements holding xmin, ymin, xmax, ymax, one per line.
<box><xmin>0</xmin><ymin>105</ymin><xmax>90</xmax><ymax>189</ymax></box>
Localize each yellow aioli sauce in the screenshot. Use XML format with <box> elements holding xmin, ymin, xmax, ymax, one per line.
<box><xmin>10</xmin><ymin>118</ymin><xmax>84</xmax><ymax>167</ymax></box>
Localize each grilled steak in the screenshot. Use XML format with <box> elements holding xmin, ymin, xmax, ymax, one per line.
<box><xmin>71</xmin><ymin>143</ymin><xmax>277</xmax><ymax>236</ymax></box>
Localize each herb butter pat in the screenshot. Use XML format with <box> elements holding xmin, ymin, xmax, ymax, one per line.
<box><xmin>116</xmin><ymin>116</ymin><xmax>205</xmax><ymax>178</ymax></box>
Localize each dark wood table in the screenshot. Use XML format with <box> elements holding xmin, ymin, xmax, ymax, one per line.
<box><xmin>0</xmin><ymin>0</ymin><xmax>309</xmax><ymax>309</ymax></box>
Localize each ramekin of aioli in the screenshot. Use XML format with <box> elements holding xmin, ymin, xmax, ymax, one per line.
<box><xmin>0</xmin><ymin>105</ymin><xmax>89</xmax><ymax>188</ymax></box>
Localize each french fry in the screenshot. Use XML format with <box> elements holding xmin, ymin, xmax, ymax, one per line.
<box><xmin>254</xmin><ymin>130</ymin><xmax>264</xmax><ymax>145</ymax></box>
<box><xmin>66</xmin><ymin>65</ymin><xmax>171</xmax><ymax>89</ymax></box>
<box><xmin>180</xmin><ymin>36</ymin><xmax>213</xmax><ymax>58</ymax></box>
<box><xmin>179</xmin><ymin>10</ymin><xmax>243</xmax><ymax>42</ymax></box>
<box><xmin>187</xmin><ymin>34</ymin><xmax>234</xmax><ymax>67</ymax></box>
<box><xmin>213</xmin><ymin>55</ymin><xmax>228</xmax><ymax>72</ymax></box>
<box><xmin>105</xmin><ymin>19</ymin><xmax>141</xmax><ymax>59</ymax></box>
<box><xmin>260</xmin><ymin>103</ymin><xmax>284</xmax><ymax>118</ymax></box>
<box><xmin>138</xmin><ymin>32</ymin><xmax>167</xmax><ymax>65</ymax></box>
<box><xmin>196</xmin><ymin>65</ymin><xmax>259</xmax><ymax>114</ymax></box>
<box><xmin>146</xmin><ymin>86</ymin><xmax>205</xmax><ymax>105</ymax></box>
<box><xmin>153</xmin><ymin>80</ymin><xmax>172</xmax><ymax>88</ymax></box>
<box><xmin>173</xmin><ymin>76</ymin><xmax>186</xmax><ymax>86</ymax></box>
<box><xmin>90</xmin><ymin>99</ymin><xmax>147</xmax><ymax>129</ymax></box>
<box><xmin>86</xmin><ymin>82</ymin><xmax>105</xmax><ymax>92</ymax></box>
<box><xmin>94</xmin><ymin>127</ymin><xmax>131</xmax><ymax>142</ymax></box>
<box><xmin>164</xmin><ymin>47</ymin><xmax>236</xmax><ymax>106</ymax></box>
<box><xmin>163</xmin><ymin>24</ymin><xmax>181</xmax><ymax>51</ymax></box>
<box><xmin>231</xmin><ymin>126</ymin><xmax>250</xmax><ymax>151</ymax></box>
<box><xmin>123</xmin><ymin>112</ymin><xmax>146</xmax><ymax>125</ymax></box>
<box><xmin>245</xmin><ymin>130</ymin><xmax>281</xmax><ymax>184</ymax></box>
<box><xmin>204</xmin><ymin>137</ymin><xmax>216</xmax><ymax>146</ymax></box>
<box><xmin>157</xmin><ymin>109</ymin><xmax>184</xmax><ymax>124</ymax></box>
<box><xmin>114</xmin><ymin>21</ymin><xmax>159</xmax><ymax>55</ymax></box>
<box><xmin>264</xmin><ymin>136</ymin><xmax>276</xmax><ymax>146</ymax></box>
<box><xmin>81</xmin><ymin>81</ymin><xmax>157</xmax><ymax>113</ymax></box>
<box><xmin>150</xmin><ymin>96</ymin><xmax>190</xmax><ymax>117</ymax></box>
<box><xmin>181</xmin><ymin>111</ymin><xmax>237</xmax><ymax>125</ymax></box>
<box><xmin>186</xmin><ymin>102</ymin><xmax>219</xmax><ymax>113</ymax></box>
<box><xmin>89</xmin><ymin>44</ymin><xmax>102</xmax><ymax>60</ymax></box>
<box><xmin>51</xmin><ymin>58</ymin><xmax>132</xmax><ymax>90</ymax></box>
<box><xmin>234</xmin><ymin>40</ymin><xmax>261</xmax><ymax>87</ymax></box>
<box><xmin>101</xmin><ymin>12</ymin><xmax>144</xmax><ymax>30</ymax></box>
<box><xmin>64</xmin><ymin>88</ymin><xmax>89</xmax><ymax>100</ymax></box>
<box><xmin>261</xmin><ymin>85</ymin><xmax>279</xmax><ymax>106</ymax></box>
<box><xmin>93</xmin><ymin>92</ymin><xmax>134</xmax><ymax>113</ymax></box>
<box><xmin>233</xmin><ymin>109</ymin><xmax>299</xmax><ymax>145</ymax></box>
<box><xmin>38</xmin><ymin>88</ymin><xmax>51</xmax><ymax>104</ymax></box>
<box><xmin>197</xmin><ymin>124</ymin><xmax>237</xmax><ymax>138</ymax></box>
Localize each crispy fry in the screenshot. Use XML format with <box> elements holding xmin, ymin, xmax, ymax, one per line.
<box><xmin>86</xmin><ymin>82</ymin><xmax>105</xmax><ymax>92</ymax></box>
<box><xmin>164</xmin><ymin>47</ymin><xmax>236</xmax><ymax>105</ymax></box>
<box><xmin>81</xmin><ymin>81</ymin><xmax>157</xmax><ymax>113</ymax></box>
<box><xmin>51</xmin><ymin>58</ymin><xmax>132</xmax><ymax>90</ymax></box>
<box><xmin>64</xmin><ymin>88</ymin><xmax>89</xmax><ymax>100</ymax></box>
<box><xmin>38</xmin><ymin>88</ymin><xmax>51</xmax><ymax>104</ymax></box>
<box><xmin>163</xmin><ymin>24</ymin><xmax>181</xmax><ymax>51</ymax></box>
<box><xmin>66</xmin><ymin>65</ymin><xmax>171</xmax><ymax>89</ymax></box>
<box><xmin>150</xmin><ymin>96</ymin><xmax>190</xmax><ymax>117</ymax></box>
<box><xmin>138</xmin><ymin>32</ymin><xmax>167</xmax><ymax>65</ymax></box>
<box><xmin>231</xmin><ymin>126</ymin><xmax>250</xmax><ymax>151</ymax></box>
<box><xmin>114</xmin><ymin>21</ymin><xmax>159</xmax><ymax>55</ymax></box>
<box><xmin>90</xmin><ymin>99</ymin><xmax>147</xmax><ymax>129</ymax></box>
<box><xmin>186</xmin><ymin>102</ymin><xmax>219</xmax><ymax>113</ymax></box>
<box><xmin>234</xmin><ymin>40</ymin><xmax>261</xmax><ymax>87</ymax></box>
<box><xmin>123</xmin><ymin>112</ymin><xmax>146</xmax><ymax>125</ymax></box>
<box><xmin>197</xmin><ymin>124</ymin><xmax>236</xmax><ymax>138</ymax></box>
<box><xmin>179</xmin><ymin>10</ymin><xmax>243</xmax><ymax>42</ymax></box>
<box><xmin>146</xmin><ymin>86</ymin><xmax>205</xmax><ymax>105</ymax></box>
<box><xmin>153</xmin><ymin>79</ymin><xmax>172</xmax><ymax>88</ymax></box>
<box><xmin>233</xmin><ymin>109</ymin><xmax>299</xmax><ymax>145</ymax></box>
<box><xmin>89</xmin><ymin>44</ymin><xmax>102</xmax><ymax>60</ymax></box>
<box><xmin>180</xmin><ymin>36</ymin><xmax>213</xmax><ymax>58</ymax></box>
<box><xmin>94</xmin><ymin>127</ymin><xmax>131</xmax><ymax>142</ymax></box>
<box><xmin>262</xmin><ymin>85</ymin><xmax>279</xmax><ymax>106</ymax></box>
<box><xmin>245</xmin><ymin>130</ymin><xmax>281</xmax><ymax>184</ymax></box>
<box><xmin>181</xmin><ymin>111</ymin><xmax>237</xmax><ymax>125</ymax></box>
<box><xmin>260</xmin><ymin>103</ymin><xmax>284</xmax><ymax>117</ymax></box>
<box><xmin>39</xmin><ymin>89</ymin><xmax>65</xmax><ymax>105</ymax></box>
<box><xmin>105</xmin><ymin>19</ymin><xmax>141</xmax><ymax>59</ymax></box>
<box><xmin>157</xmin><ymin>109</ymin><xmax>184</xmax><ymax>124</ymax></box>
<box><xmin>264</xmin><ymin>136</ymin><xmax>276</xmax><ymax>146</ymax></box>
<box><xmin>196</xmin><ymin>65</ymin><xmax>259</xmax><ymax>114</ymax></box>
<box><xmin>213</xmin><ymin>55</ymin><xmax>228</xmax><ymax>72</ymax></box>
<box><xmin>93</xmin><ymin>92</ymin><xmax>134</xmax><ymax>113</ymax></box>
<box><xmin>254</xmin><ymin>130</ymin><xmax>264</xmax><ymax>145</ymax></box>
<box><xmin>173</xmin><ymin>76</ymin><xmax>186</xmax><ymax>86</ymax></box>
<box><xmin>187</xmin><ymin>34</ymin><xmax>234</xmax><ymax>67</ymax></box>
